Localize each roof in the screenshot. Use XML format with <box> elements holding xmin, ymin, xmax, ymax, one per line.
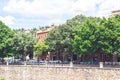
<box><xmin>112</xmin><ymin>10</ymin><xmax>120</xmax><ymax>13</ymax></box>
<box><xmin>36</xmin><ymin>30</ymin><xmax>42</xmax><ymax>34</ymax></box>
<box><xmin>36</xmin><ymin>25</ymin><xmax>55</xmax><ymax>34</ymax></box>
<box><xmin>44</xmin><ymin>26</ymin><xmax>55</xmax><ymax>32</ymax></box>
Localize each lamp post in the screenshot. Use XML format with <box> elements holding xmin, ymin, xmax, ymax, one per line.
<box><xmin>48</xmin><ymin>52</ymin><xmax>50</xmax><ymax>60</ymax></box>
<box><xmin>46</xmin><ymin>52</ymin><xmax>50</xmax><ymax>66</ymax></box>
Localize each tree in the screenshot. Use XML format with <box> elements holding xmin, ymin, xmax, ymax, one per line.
<box><xmin>34</xmin><ymin>43</ymin><xmax>49</xmax><ymax>62</ymax></box>
<box><xmin>101</xmin><ymin>15</ymin><xmax>120</xmax><ymax>61</ymax></box>
<box><xmin>45</xmin><ymin>15</ymin><xmax>88</xmax><ymax>61</ymax></box>
<box><xmin>0</xmin><ymin>21</ymin><xmax>14</xmax><ymax>57</ymax></box>
<box><xmin>72</xmin><ymin>15</ymin><xmax>120</xmax><ymax>62</ymax></box>
<box><xmin>12</xmin><ymin>31</ymin><xmax>37</xmax><ymax>60</ymax></box>
<box><xmin>73</xmin><ymin>18</ymin><xmax>100</xmax><ymax>57</ymax></box>
<box><xmin>66</xmin><ymin>15</ymin><xmax>87</xmax><ymax>27</ymax></box>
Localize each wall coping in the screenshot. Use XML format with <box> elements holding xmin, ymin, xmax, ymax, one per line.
<box><xmin>0</xmin><ymin>65</ymin><xmax>120</xmax><ymax>70</ymax></box>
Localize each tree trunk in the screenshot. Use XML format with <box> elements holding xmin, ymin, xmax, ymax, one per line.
<box><xmin>113</xmin><ymin>51</ymin><xmax>117</xmax><ymax>62</ymax></box>
<box><xmin>23</xmin><ymin>52</ymin><xmax>26</xmax><ymax>61</ymax></box>
<box><xmin>37</xmin><ymin>55</ymin><xmax>40</xmax><ymax>65</ymax></box>
<box><xmin>62</xmin><ymin>53</ymin><xmax>65</xmax><ymax>61</ymax></box>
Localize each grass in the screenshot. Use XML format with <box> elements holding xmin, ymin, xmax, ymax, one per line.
<box><xmin>0</xmin><ymin>78</ymin><xmax>5</xmax><ymax>80</ymax></box>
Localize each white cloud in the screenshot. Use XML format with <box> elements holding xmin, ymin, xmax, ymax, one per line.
<box><xmin>48</xmin><ymin>18</ymin><xmax>65</xmax><ymax>26</ymax></box>
<box><xmin>99</xmin><ymin>0</ymin><xmax>120</xmax><ymax>11</ymax></box>
<box><xmin>72</xmin><ymin>0</ymin><xmax>102</xmax><ymax>16</ymax></box>
<box><xmin>98</xmin><ymin>0</ymin><xmax>120</xmax><ymax>16</ymax></box>
<box><xmin>72</xmin><ymin>0</ymin><xmax>120</xmax><ymax>17</ymax></box>
<box><xmin>2</xmin><ymin>0</ymin><xmax>120</xmax><ymax>28</ymax></box>
<box><xmin>0</xmin><ymin>16</ymin><xmax>15</xmax><ymax>26</ymax></box>
<box><xmin>4</xmin><ymin>0</ymin><xmax>120</xmax><ymax>18</ymax></box>
<box><xmin>3</xmin><ymin>0</ymin><xmax>73</xmax><ymax>17</ymax></box>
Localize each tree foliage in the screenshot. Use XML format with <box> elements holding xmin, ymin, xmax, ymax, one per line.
<box><xmin>0</xmin><ymin>21</ymin><xmax>14</xmax><ymax>57</ymax></box>
<box><xmin>73</xmin><ymin>15</ymin><xmax>120</xmax><ymax>57</ymax></box>
<box><xmin>45</xmin><ymin>15</ymin><xmax>88</xmax><ymax>60</ymax></box>
<box><xmin>101</xmin><ymin>15</ymin><xmax>120</xmax><ymax>54</ymax></box>
<box><xmin>73</xmin><ymin>18</ymin><xmax>101</xmax><ymax>56</ymax></box>
<box><xmin>12</xmin><ymin>31</ymin><xmax>37</xmax><ymax>60</ymax></box>
<box><xmin>34</xmin><ymin>43</ymin><xmax>49</xmax><ymax>61</ymax></box>
<box><xmin>34</xmin><ymin>43</ymin><xmax>49</xmax><ymax>56</ymax></box>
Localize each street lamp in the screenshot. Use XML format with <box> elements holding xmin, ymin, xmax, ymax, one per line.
<box><xmin>48</xmin><ymin>52</ymin><xmax>50</xmax><ymax>55</ymax></box>
<box><xmin>48</xmin><ymin>52</ymin><xmax>50</xmax><ymax>60</ymax></box>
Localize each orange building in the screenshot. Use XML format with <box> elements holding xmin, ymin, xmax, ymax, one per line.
<box><xmin>36</xmin><ymin>25</ymin><xmax>55</xmax><ymax>43</ymax></box>
<box><xmin>35</xmin><ymin>25</ymin><xmax>55</xmax><ymax>60</ymax></box>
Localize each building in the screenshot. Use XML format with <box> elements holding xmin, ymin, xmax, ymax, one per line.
<box><xmin>36</xmin><ymin>25</ymin><xmax>55</xmax><ymax>43</ymax></box>
<box><xmin>36</xmin><ymin>25</ymin><xmax>55</xmax><ymax>60</ymax></box>
<box><xmin>110</xmin><ymin>10</ymin><xmax>120</xmax><ymax>17</ymax></box>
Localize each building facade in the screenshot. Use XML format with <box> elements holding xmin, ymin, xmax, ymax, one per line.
<box><xmin>36</xmin><ymin>25</ymin><xmax>55</xmax><ymax>43</ymax></box>
<box><xmin>36</xmin><ymin>25</ymin><xmax>55</xmax><ymax>60</ymax></box>
<box><xmin>110</xmin><ymin>10</ymin><xmax>120</xmax><ymax>17</ymax></box>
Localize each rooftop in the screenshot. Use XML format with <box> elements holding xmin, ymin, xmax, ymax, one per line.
<box><xmin>112</xmin><ymin>10</ymin><xmax>120</xmax><ymax>13</ymax></box>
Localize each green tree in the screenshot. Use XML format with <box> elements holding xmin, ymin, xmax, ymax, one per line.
<box><xmin>66</xmin><ymin>15</ymin><xmax>87</xmax><ymax>27</ymax></box>
<box><xmin>73</xmin><ymin>18</ymin><xmax>100</xmax><ymax>57</ymax></box>
<box><xmin>101</xmin><ymin>15</ymin><xmax>120</xmax><ymax>61</ymax></box>
<box><xmin>45</xmin><ymin>15</ymin><xmax>88</xmax><ymax>61</ymax></box>
<box><xmin>12</xmin><ymin>31</ymin><xmax>37</xmax><ymax>60</ymax></box>
<box><xmin>0</xmin><ymin>21</ymin><xmax>14</xmax><ymax>57</ymax></box>
<box><xmin>73</xmin><ymin>15</ymin><xmax>120</xmax><ymax>62</ymax></box>
<box><xmin>34</xmin><ymin>43</ymin><xmax>49</xmax><ymax>62</ymax></box>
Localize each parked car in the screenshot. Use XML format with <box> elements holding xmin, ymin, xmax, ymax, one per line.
<box><xmin>12</xmin><ymin>59</ymin><xmax>24</xmax><ymax>65</ymax></box>
<box><xmin>39</xmin><ymin>60</ymin><xmax>45</xmax><ymax>64</ymax></box>
<box><xmin>27</xmin><ymin>60</ymin><xmax>45</xmax><ymax>65</ymax></box>
<box><xmin>48</xmin><ymin>60</ymin><xmax>62</xmax><ymax>64</ymax></box>
<box><xmin>62</xmin><ymin>61</ymin><xmax>70</xmax><ymax>64</ymax></box>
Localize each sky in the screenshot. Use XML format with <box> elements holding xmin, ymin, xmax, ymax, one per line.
<box><xmin>0</xmin><ymin>0</ymin><xmax>120</xmax><ymax>29</ymax></box>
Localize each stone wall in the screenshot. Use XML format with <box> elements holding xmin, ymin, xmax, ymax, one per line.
<box><xmin>0</xmin><ymin>65</ymin><xmax>120</xmax><ymax>80</ymax></box>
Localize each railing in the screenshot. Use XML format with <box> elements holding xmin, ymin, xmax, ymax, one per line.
<box><xmin>0</xmin><ymin>61</ymin><xmax>120</xmax><ymax>68</ymax></box>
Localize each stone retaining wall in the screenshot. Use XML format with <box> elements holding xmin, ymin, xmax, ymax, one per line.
<box><xmin>0</xmin><ymin>65</ymin><xmax>120</xmax><ymax>80</ymax></box>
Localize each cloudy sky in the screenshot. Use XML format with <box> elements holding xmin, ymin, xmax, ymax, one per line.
<box><xmin>0</xmin><ymin>0</ymin><xmax>120</xmax><ymax>29</ymax></box>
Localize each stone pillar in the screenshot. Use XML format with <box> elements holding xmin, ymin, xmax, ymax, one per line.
<box><xmin>6</xmin><ymin>61</ymin><xmax>9</xmax><ymax>65</ymax></box>
<box><xmin>70</xmin><ymin>61</ymin><xmax>73</xmax><ymax>67</ymax></box>
<box><xmin>24</xmin><ymin>61</ymin><xmax>27</xmax><ymax>65</ymax></box>
<box><xmin>118</xmin><ymin>62</ymin><xmax>120</xmax><ymax>66</ymax></box>
<box><xmin>45</xmin><ymin>60</ymin><xmax>48</xmax><ymax>67</ymax></box>
<box><xmin>99</xmin><ymin>62</ymin><xmax>103</xmax><ymax>68</ymax></box>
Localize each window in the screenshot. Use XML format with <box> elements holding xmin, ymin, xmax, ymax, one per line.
<box><xmin>45</xmin><ymin>34</ymin><xmax>47</xmax><ymax>37</ymax></box>
<box><xmin>39</xmin><ymin>36</ymin><xmax>42</xmax><ymax>39</ymax></box>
